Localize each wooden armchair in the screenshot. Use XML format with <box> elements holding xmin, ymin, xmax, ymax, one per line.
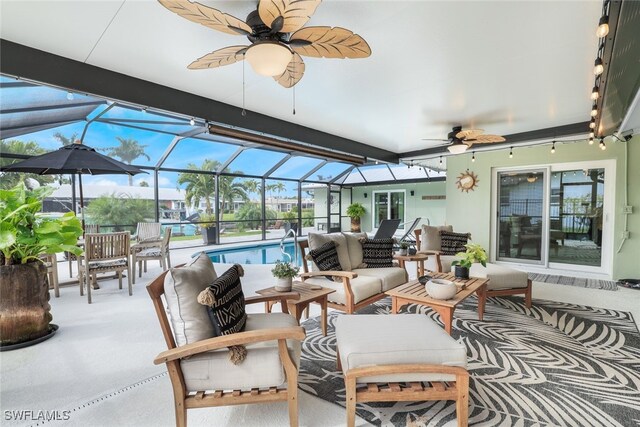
<box><xmin>79</xmin><ymin>232</ymin><xmax>131</xmax><ymax>304</ymax></box>
<box><xmin>147</xmin><ymin>268</ymin><xmax>306</xmax><ymax>427</ymax></box>
<box><xmin>132</xmin><ymin>222</ymin><xmax>162</xmax><ymax>243</ymax></box>
<box><xmin>414</xmin><ymin>227</ymin><xmax>470</xmax><ymax>273</ymax></box>
<box><xmin>132</xmin><ymin>228</ymin><xmax>172</xmax><ymax>284</ymax></box>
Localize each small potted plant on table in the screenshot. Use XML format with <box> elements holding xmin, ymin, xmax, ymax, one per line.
<box><xmin>271</xmin><ymin>260</ymin><xmax>300</xmax><ymax>292</ymax></box>
<box><xmin>398</xmin><ymin>242</ymin><xmax>410</xmax><ymax>256</ymax></box>
<box><xmin>451</xmin><ymin>243</ymin><xmax>487</xmax><ymax>279</ymax></box>
<box><xmin>346</xmin><ymin>202</ymin><xmax>366</xmax><ymax>232</ymax></box>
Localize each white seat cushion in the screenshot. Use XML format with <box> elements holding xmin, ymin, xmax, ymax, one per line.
<box><xmin>470</xmin><ymin>263</ymin><xmax>529</xmax><ymax>290</ymax></box>
<box><xmin>303</xmin><ymin>275</ymin><xmax>381</xmax><ymax>306</ymax></box>
<box><xmin>308</xmin><ymin>232</ymin><xmax>352</xmax><ymax>271</ymax></box>
<box><xmin>352</xmin><ymin>267</ymin><xmax>407</xmax><ymax>292</ymax></box>
<box><xmin>164</xmin><ymin>253</ymin><xmax>218</xmax><ymax>346</ymax></box>
<box><xmin>336</xmin><ymin>314</ymin><xmax>467</xmax><ymax>383</ymax></box>
<box><xmin>424</xmin><ymin>254</ymin><xmax>459</xmax><ymax>273</ymax></box>
<box><xmin>342</xmin><ymin>232</ymin><xmax>367</xmax><ymax>269</ymax></box>
<box><xmin>180</xmin><ymin>313</ymin><xmax>301</xmax><ymax>391</ymax></box>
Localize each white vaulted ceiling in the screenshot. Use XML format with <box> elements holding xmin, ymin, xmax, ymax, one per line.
<box><xmin>0</xmin><ymin>0</ymin><xmax>601</xmax><ymax>154</ymax></box>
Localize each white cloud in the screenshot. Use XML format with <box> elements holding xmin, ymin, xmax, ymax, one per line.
<box><xmin>92</xmin><ymin>179</ymin><xmax>119</xmax><ymax>187</ymax></box>
<box><xmin>133</xmin><ymin>175</ymin><xmax>173</xmax><ymax>187</ymax></box>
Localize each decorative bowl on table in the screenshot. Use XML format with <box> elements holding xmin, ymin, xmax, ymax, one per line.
<box><xmin>425</xmin><ymin>278</ymin><xmax>457</xmax><ymax>300</ymax></box>
<box><xmin>418</xmin><ymin>275</ymin><xmax>433</xmax><ymax>285</ymax></box>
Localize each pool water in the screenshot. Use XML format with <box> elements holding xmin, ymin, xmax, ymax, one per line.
<box><xmin>205</xmin><ymin>242</ymin><xmax>300</xmax><ymax>265</ymax></box>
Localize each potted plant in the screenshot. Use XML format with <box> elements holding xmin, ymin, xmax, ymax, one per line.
<box><xmin>346</xmin><ymin>202</ymin><xmax>366</xmax><ymax>232</ymax></box>
<box><xmin>399</xmin><ymin>242</ymin><xmax>410</xmax><ymax>256</ymax></box>
<box><xmin>0</xmin><ymin>183</ymin><xmax>83</xmax><ymax>348</ymax></box>
<box><xmin>199</xmin><ymin>213</ymin><xmax>217</xmax><ymax>245</ymax></box>
<box><xmin>271</xmin><ymin>260</ymin><xmax>300</xmax><ymax>292</ymax></box>
<box><xmin>451</xmin><ymin>243</ymin><xmax>487</xmax><ymax>279</ymax></box>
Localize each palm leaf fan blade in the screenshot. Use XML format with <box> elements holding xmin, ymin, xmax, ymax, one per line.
<box><xmin>187</xmin><ymin>46</ymin><xmax>249</xmax><ymax>69</ymax></box>
<box><xmin>273</xmin><ymin>53</ymin><xmax>305</xmax><ymax>88</ymax></box>
<box><xmin>290</xmin><ymin>26</ymin><xmax>371</xmax><ymax>58</ymax></box>
<box><xmin>258</xmin><ymin>0</ymin><xmax>321</xmax><ymax>33</ymax></box>
<box><xmin>157</xmin><ymin>0</ymin><xmax>251</xmax><ymax>35</ymax></box>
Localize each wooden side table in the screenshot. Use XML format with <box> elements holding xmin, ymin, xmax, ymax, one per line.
<box><xmin>256</xmin><ymin>282</ymin><xmax>335</xmax><ymax>336</ymax></box>
<box><xmin>393</xmin><ymin>253</ymin><xmax>430</xmax><ymax>277</ymax></box>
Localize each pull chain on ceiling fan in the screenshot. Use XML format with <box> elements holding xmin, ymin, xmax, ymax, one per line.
<box><xmin>159</xmin><ymin>0</ymin><xmax>372</xmax><ymax>88</ymax></box>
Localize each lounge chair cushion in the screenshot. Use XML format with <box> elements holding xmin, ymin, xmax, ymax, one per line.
<box><xmin>353</xmin><ymin>267</ymin><xmax>407</xmax><ymax>292</ymax></box>
<box><xmin>308</xmin><ymin>232</ymin><xmax>352</xmax><ymax>271</ymax></box>
<box><xmin>336</xmin><ymin>314</ymin><xmax>467</xmax><ymax>383</ymax></box>
<box><xmin>180</xmin><ymin>313</ymin><xmax>301</xmax><ymax>391</ymax></box>
<box><xmin>303</xmin><ymin>275</ymin><xmax>381</xmax><ymax>306</ymax></box>
<box><xmin>470</xmin><ymin>263</ymin><xmax>529</xmax><ymax>290</ymax></box>
<box><xmin>164</xmin><ymin>253</ymin><xmax>218</xmax><ymax>346</ymax></box>
<box><xmin>419</xmin><ymin>224</ymin><xmax>453</xmax><ymax>252</ymax></box>
<box><xmin>342</xmin><ymin>232</ymin><xmax>367</xmax><ymax>269</ymax></box>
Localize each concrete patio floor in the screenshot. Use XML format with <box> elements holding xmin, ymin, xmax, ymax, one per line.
<box><xmin>1</xmin><ymin>246</ymin><xmax>638</xmax><ymax>427</ymax></box>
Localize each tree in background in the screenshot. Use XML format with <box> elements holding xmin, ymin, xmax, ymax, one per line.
<box><xmin>235</xmin><ymin>203</ymin><xmax>276</xmax><ymax>230</ymax></box>
<box><xmin>0</xmin><ymin>140</ymin><xmax>54</xmax><ymax>189</ymax></box>
<box><xmin>53</xmin><ymin>132</ymin><xmax>79</xmax><ymax>146</ymax></box>
<box><xmin>85</xmin><ymin>193</ymin><xmax>154</xmax><ymax>232</ymax></box>
<box><xmin>177</xmin><ymin>159</ymin><xmax>217</xmax><ymax>214</ymax></box>
<box><xmin>139</xmin><ymin>181</ymin><xmax>149</xmax><ymax>187</ymax></box>
<box><xmin>268</xmin><ymin>181</ymin><xmax>286</xmax><ymax>213</ymax></box>
<box><xmin>101</xmin><ymin>137</ymin><xmax>150</xmax><ymax>185</ymax></box>
<box><xmin>218</xmin><ymin>175</ymin><xmax>249</xmax><ymax>221</ymax></box>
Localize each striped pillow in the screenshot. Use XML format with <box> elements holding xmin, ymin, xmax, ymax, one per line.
<box><xmin>439</xmin><ymin>231</ymin><xmax>470</xmax><ymax>255</ymax></box>
<box><xmin>307</xmin><ymin>241</ymin><xmax>342</xmax><ymax>280</ymax></box>
<box><xmin>199</xmin><ymin>264</ymin><xmax>247</xmax><ymax>337</ymax></box>
<box><xmin>361</xmin><ymin>238</ymin><xmax>394</xmax><ymax>268</ymax></box>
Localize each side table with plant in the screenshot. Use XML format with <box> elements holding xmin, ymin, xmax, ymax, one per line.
<box><xmin>346</xmin><ymin>202</ymin><xmax>366</xmax><ymax>232</ymax></box>
<box><xmin>271</xmin><ymin>260</ymin><xmax>300</xmax><ymax>292</ymax></box>
<box><xmin>0</xmin><ymin>183</ymin><xmax>83</xmax><ymax>348</ymax></box>
<box><xmin>451</xmin><ymin>243</ymin><xmax>488</xmax><ymax>279</ymax></box>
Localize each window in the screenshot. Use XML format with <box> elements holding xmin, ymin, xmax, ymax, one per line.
<box><xmin>372</xmin><ymin>190</ymin><xmax>405</xmax><ymax>229</ymax></box>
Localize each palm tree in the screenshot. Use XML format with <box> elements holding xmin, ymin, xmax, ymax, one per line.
<box><xmin>177</xmin><ymin>159</ymin><xmax>217</xmax><ymax>214</ymax></box>
<box><xmin>0</xmin><ymin>140</ymin><xmax>53</xmax><ymax>189</ymax></box>
<box><xmin>269</xmin><ymin>181</ymin><xmax>286</xmax><ymax>213</ymax></box>
<box><xmin>53</xmin><ymin>132</ymin><xmax>78</xmax><ymax>146</ymax></box>
<box><xmin>218</xmin><ymin>175</ymin><xmax>249</xmax><ymax>221</ymax></box>
<box><xmin>102</xmin><ymin>137</ymin><xmax>150</xmax><ymax>185</ymax></box>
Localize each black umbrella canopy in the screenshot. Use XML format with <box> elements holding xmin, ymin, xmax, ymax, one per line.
<box><xmin>1</xmin><ymin>142</ymin><xmax>146</xmax><ymax>176</ymax></box>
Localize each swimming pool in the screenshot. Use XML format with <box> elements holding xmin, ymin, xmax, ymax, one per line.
<box><xmin>204</xmin><ymin>241</ymin><xmax>300</xmax><ymax>265</ymax></box>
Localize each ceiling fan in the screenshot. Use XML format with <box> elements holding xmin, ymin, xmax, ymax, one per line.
<box><xmin>422</xmin><ymin>126</ymin><xmax>506</xmax><ymax>154</ymax></box>
<box><xmin>158</xmin><ymin>0</ymin><xmax>371</xmax><ymax>88</ymax></box>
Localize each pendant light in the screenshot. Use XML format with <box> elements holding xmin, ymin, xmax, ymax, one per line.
<box><xmin>447</xmin><ymin>139</ymin><xmax>468</xmax><ymax>154</ymax></box>
<box><xmin>245</xmin><ymin>41</ymin><xmax>293</xmax><ymax>77</ymax></box>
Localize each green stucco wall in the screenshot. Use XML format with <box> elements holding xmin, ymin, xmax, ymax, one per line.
<box><xmin>445</xmin><ymin>136</ymin><xmax>640</xmax><ymax>280</ymax></box>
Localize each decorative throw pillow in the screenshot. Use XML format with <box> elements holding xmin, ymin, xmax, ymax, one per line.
<box><xmin>361</xmin><ymin>237</ymin><xmax>394</xmax><ymax>268</ymax></box>
<box><xmin>306</xmin><ymin>241</ymin><xmax>342</xmax><ymax>280</ymax></box>
<box><xmin>197</xmin><ymin>264</ymin><xmax>248</xmax><ymax>364</ymax></box>
<box><xmin>440</xmin><ymin>231</ymin><xmax>471</xmax><ymax>255</ymax></box>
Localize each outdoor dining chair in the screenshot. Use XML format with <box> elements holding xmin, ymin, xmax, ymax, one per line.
<box><xmin>133</xmin><ymin>222</ymin><xmax>162</xmax><ymax>243</ymax></box>
<box><xmin>132</xmin><ymin>228</ymin><xmax>172</xmax><ymax>284</ymax></box>
<box><xmin>78</xmin><ymin>232</ymin><xmax>131</xmax><ymax>304</ymax></box>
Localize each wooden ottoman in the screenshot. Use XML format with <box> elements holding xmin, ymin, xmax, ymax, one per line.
<box><xmin>335</xmin><ymin>314</ymin><xmax>469</xmax><ymax>427</ymax></box>
<box><xmin>470</xmin><ymin>263</ymin><xmax>532</xmax><ymax>319</ymax></box>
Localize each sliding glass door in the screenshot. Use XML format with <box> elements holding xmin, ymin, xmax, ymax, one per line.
<box><xmin>494</xmin><ymin>161</ymin><xmax>612</xmax><ymax>274</ymax></box>
<box><xmin>496</xmin><ymin>170</ymin><xmax>546</xmax><ymax>264</ymax></box>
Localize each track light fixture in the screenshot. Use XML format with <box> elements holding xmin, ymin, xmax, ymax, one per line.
<box><xmin>593</xmin><ymin>58</ymin><xmax>604</xmax><ymax>76</ymax></box>
<box><xmin>509</xmin><ymin>147</ymin><xmax>513</xmax><ymax>158</ymax></box>
<box><xmin>596</xmin><ymin>15</ymin><xmax>609</xmax><ymax>38</ymax></box>
<box><xmin>591</xmin><ymin>104</ymin><xmax>598</xmax><ymax>117</ymax></box>
<box><xmin>551</xmin><ymin>141</ymin><xmax>556</xmax><ymax>153</ymax></box>
<box><xmin>471</xmin><ymin>151</ymin><xmax>476</xmax><ymax>162</ymax></box>
<box><xmin>589</xmin><ymin>119</ymin><xmax>596</xmax><ymax>129</ymax></box>
<box><xmin>591</xmin><ymin>86</ymin><xmax>599</xmax><ymax>101</ymax></box>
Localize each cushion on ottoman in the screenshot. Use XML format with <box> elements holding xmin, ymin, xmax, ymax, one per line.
<box><xmin>336</xmin><ymin>314</ymin><xmax>467</xmax><ymax>383</ymax></box>
<box><xmin>470</xmin><ymin>263</ymin><xmax>529</xmax><ymax>290</ymax></box>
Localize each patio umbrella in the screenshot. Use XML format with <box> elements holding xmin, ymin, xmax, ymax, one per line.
<box><xmin>1</xmin><ymin>141</ymin><xmax>147</xmax><ymax>229</ymax></box>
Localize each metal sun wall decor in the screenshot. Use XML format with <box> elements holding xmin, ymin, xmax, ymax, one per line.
<box><xmin>456</xmin><ymin>170</ymin><xmax>479</xmax><ymax>193</ymax></box>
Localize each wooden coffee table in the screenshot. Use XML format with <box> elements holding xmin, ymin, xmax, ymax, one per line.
<box><xmin>257</xmin><ymin>281</ymin><xmax>335</xmax><ymax>336</ymax></box>
<box><xmin>385</xmin><ymin>272</ymin><xmax>488</xmax><ymax>335</ymax></box>
<box><xmin>393</xmin><ymin>253</ymin><xmax>429</xmax><ymax>277</ymax></box>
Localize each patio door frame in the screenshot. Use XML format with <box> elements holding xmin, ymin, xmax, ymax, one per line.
<box><xmin>490</xmin><ymin>159</ymin><xmax>615</xmax><ymax>278</ymax></box>
<box><xmin>371</xmin><ymin>189</ymin><xmax>406</xmax><ymax>231</ymax></box>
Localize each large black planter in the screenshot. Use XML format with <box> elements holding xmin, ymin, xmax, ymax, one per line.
<box><xmin>202</xmin><ymin>226</ymin><xmax>218</xmax><ymax>245</ymax></box>
<box><xmin>454</xmin><ymin>265</ymin><xmax>470</xmax><ymax>279</ymax></box>
<box><xmin>284</xmin><ymin>222</ymin><xmax>298</xmax><ymax>234</ymax></box>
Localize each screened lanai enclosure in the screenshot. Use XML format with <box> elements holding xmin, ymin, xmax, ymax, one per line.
<box><xmin>0</xmin><ymin>75</ymin><xmax>446</xmax><ymax>249</ymax></box>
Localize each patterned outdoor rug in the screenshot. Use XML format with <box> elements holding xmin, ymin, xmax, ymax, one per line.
<box><xmin>528</xmin><ymin>273</ymin><xmax>618</xmax><ymax>291</ymax></box>
<box><xmin>299</xmin><ymin>296</ymin><xmax>640</xmax><ymax>426</ymax></box>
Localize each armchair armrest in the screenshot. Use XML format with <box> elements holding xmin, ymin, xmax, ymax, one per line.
<box><xmin>154</xmin><ymin>326</ymin><xmax>306</xmax><ymax>365</ymax></box>
<box><xmin>245</xmin><ymin>293</ymin><xmax>300</xmax><ymax>305</ymax></box>
<box><xmin>300</xmin><ymin>271</ymin><xmax>358</xmax><ymax>279</ymax></box>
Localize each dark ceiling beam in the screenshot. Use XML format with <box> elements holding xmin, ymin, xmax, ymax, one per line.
<box><xmin>0</xmin><ymin>39</ymin><xmax>398</xmax><ymax>164</ymax></box>
<box><xmin>400</xmin><ymin>122</ymin><xmax>590</xmax><ymax>158</ymax></box>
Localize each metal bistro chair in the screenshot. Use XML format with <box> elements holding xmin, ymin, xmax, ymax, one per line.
<box><xmin>132</xmin><ymin>228</ymin><xmax>172</xmax><ymax>284</ymax></box>
<box><xmin>79</xmin><ymin>232</ymin><xmax>131</xmax><ymax>304</ymax></box>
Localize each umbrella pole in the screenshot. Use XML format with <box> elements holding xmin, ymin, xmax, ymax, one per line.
<box><xmin>78</xmin><ymin>174</ymin><xmax>86</xmax><ymax>232</ymax></box>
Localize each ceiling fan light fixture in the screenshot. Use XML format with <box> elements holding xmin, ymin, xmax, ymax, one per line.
<box><xmin>447</xmin><ymin>140</ymin><xmax>468</xmax><ymax>154</ymax></box>
<box><xmin>245</xmin><ymin>41</ymin><xmax>293</xmax><ymax>77</ymax></box>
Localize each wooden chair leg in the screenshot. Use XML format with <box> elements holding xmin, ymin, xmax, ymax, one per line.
<box><xmin>118</xmin><ymin>271</ymin><xmax>123</xmax><ymax>289</ymax></box>
<box><xmin>127</xmin><ymin>265</ymin><xmax>133</xmax><ymax>296</ymax></box>
<box><xmin>138</xmin><ymin>261</ymin><xmax>143</xmax><ymax>278</ymax></box>
<box><xmin>132</xmin><ymin>255</ymin><xmax>137</xmax><ymax>284</ymax></box>
<box><xmin>167</xmin><ymin>253</ymin><xmax>171</xmax><ymax>269</ymax></box>
<box><xmin>144</xmin><ymin>260</ymin><xmax>147</xmax><ymax>273</ymax></box>
<box><xmin>525</xmin><ymin>279</ymin><xmax>532</xmax><ymax>308</ymax></box>
<box><xmin>86</xmin><ymin>272</ymin><xmax>92</xmax><ymax>304</ymax></box>
<box><xmin>345</xmin><ymin>375</ymin><xmax>357</xmax><ymax>427</ymax></box>
<box><xmin>456</xmin><ymin>372</ymin><xmax>469</xmax><ymax>427</ymax></box>
<box><xmin>174</xmin><ymin>400</ymin><xmax>187</xmax><ymax>427</ymax></box>
<box><xmin>476</xmin><ymin>285</ymin><xmax>487</xmax><ymax>321</ymax></box>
